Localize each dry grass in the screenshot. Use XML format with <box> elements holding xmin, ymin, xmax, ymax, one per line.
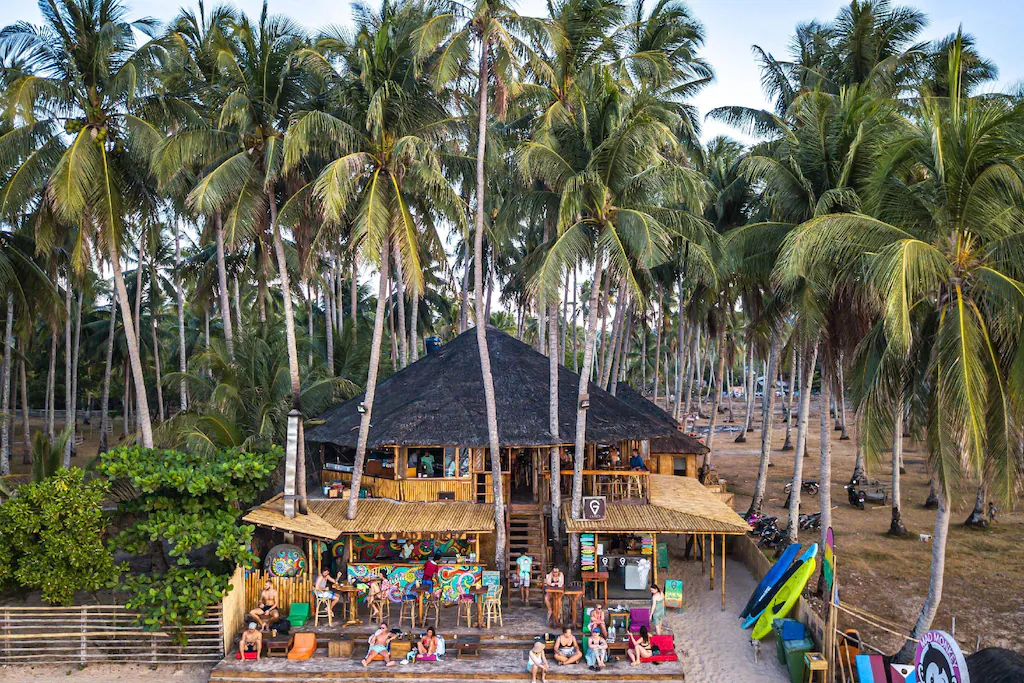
<box><xmin>709</xmin><ymin>400</ymin><xmax>1024</xmax><ymax>655</ymax></box>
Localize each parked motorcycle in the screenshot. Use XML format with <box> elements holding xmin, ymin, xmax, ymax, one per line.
<box><xmin>845</xmin><ymin>482</ymin><xmax>867</xmax><ymax>509</ymax></box>
<box><xmin>784</xmin><ymin>480</ymin><xmax>820</xmax><ymax>496</ymax></box>
<box><xmin>798</xmin><ymin>512</ymin><xmax>822</xmax><ymax>531</ymax></box>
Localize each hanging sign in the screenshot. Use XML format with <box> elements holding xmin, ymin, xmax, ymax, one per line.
<box><xmin>664</xmin><ymin>579</ymin><xmax>683</xmax><ymax>609</ymax></box>
<box><xmin>915</xmin><ymin>630</ymin><xmax>970</xmax><ymax>683</ymax></box>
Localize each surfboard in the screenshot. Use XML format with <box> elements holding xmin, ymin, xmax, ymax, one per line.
<box><xmin>751</xmin><ymin>556</ymin><xmax>817</xmax><ymax>640</ymax></box>
<box><xmin>742</xmin><ymin>543</ymin><xmax>818</xmax><ymax>629</ymax></box>
<box><xmin>739</xmin><ymin>543</ymin><xmax>801</xmax><ymax>619</ymax></box>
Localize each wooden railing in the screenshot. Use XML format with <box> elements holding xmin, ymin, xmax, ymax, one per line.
<box><xmin>322</xmin><ymin>470</ymin><xmax>475</xmax><ymax>502</ymax></box>
<box><xmin>544</xmin><ymin>470</ymin><xmax>651</xmax><ymax>502</ymax></box>
<box><xmin>242</xmin><ymin>570</ymin><xmax>314</xmax><ymax>617</ymax></box>
<box><xmin>0</xmin><ymin>604</ymin><xmax>224</xmax><ymax>664</ymax></box>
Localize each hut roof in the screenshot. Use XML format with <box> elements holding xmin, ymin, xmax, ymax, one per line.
<box><xmin>562</xmin><ymin>474</ymin><xmax>749</xmax><ymax>534</ymax></box>
<box><xmin>308</xmin><ymin>499</ymin><xmax>495</xmax><ymax>535</ymax></box>
<box><xmin>614</xmin><ymin>383</ymin><xmax>709</xmax><ymax>455</ymax></box>
<box><xmin>243</xmin><ymin>496</ymin><xmax>496</xmax><ymax>538</ymax></box>
<box><xmin>306</xmin><ymin>327</ymin><xmax>677</xmax><ymax>448</ymax></box>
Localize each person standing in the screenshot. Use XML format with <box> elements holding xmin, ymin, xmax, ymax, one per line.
<box><xmin>649</xmin><ymin>584</ymin><xmax>666</xmax><ymax>636</ymax></box>
<box><xmin>516</xmin><ymin>553</ymin><xmax>533</xmax><ymax>603</ymax></box>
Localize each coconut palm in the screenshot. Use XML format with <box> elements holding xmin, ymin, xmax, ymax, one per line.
<box><xmin>777</xmin><ymin>39</ymin><xmax>1024</xmax><ymax>661</ymax></box>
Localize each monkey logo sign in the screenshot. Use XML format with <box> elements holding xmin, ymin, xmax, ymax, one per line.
<box><xmin>915</xmin><ymin>630</ymin><xmax>969</xmax><ymax>683</ymax></box>
<box><xmin>582</xmin><ymin>496</ymin><xmax>607</xmax><ymax>520</ymax></box>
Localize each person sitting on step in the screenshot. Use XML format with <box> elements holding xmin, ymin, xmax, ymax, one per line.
<box><xmin>361</xmin><ymin>622</ymin><xmax>398</xmax><ymax>667</ymax></box>
<box><xmin>249</xmin><ymin>580</ymin><xmax>280</xmax><ymax>631</ymax></box>
<box><xmin>588</xmin><ymin>603</ymin><xmax>608</xmax><ymax>638</ymax></box>
<box><xmin>586</xmin><ymin>630</ymin><xmax>608</xmax><ymax>671</ymax></box>
<box><xmin>527</xmin><ymin>641</ymin><xmax>549</xmax><ymax>682</ymax></box>
<box><xmin>553</xmin><ymin>626</ymin><xmax>582</xmax><ymax>665</ymax></box>
<box><xmin>238</xmin><ymin>622</ymin><xmax>262</xmax><ymax>661</ymax></box>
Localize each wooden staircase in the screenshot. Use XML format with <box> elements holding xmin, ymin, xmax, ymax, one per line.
<box><xmin>506</xmin><ymin>503</ymin><xmax>546</xmax><ymax>602</ymax></box>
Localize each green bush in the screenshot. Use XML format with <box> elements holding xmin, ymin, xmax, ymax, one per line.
<box><xmin>0</xmin><ymin>468</ymin><xmax>121</xmax><ymax>605</ymax></box>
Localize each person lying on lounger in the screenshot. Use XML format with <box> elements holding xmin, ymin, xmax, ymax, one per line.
<box><xmin>361</xmin><ymin>622</ymin><xmax>398</xmax><ymax>667</ymax></box>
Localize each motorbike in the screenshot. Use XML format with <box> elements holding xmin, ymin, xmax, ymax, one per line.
<box><xmin>845</xmin><ymin>482</ymin><xmax>867</xmax><ymax>509</ymax></box>
<box><xmin>799</xmin><ymin>512</ymin><xmax>822</xmax><ymax>531</ymax></box>
<box><xmin>784</xmin><ymin>480</ymin><xmax>820</xmax><ymax>496</ymax></box>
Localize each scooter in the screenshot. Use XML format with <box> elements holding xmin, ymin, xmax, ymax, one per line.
<box><xmin>784</xmin><ymin>480</ymin><xmax>820</xmax><ymax>496</ymax></box>
<box><xmin>845</xmin><ymin>482</ymin><xmax>866</xmax><ymax>510</ymax></box>
<box><xmin>799</xmin><ymin>512</ymin><xmax>822</xmax><ymax>531</ymax></box>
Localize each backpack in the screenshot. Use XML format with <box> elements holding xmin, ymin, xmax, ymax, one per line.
<box><xmin>272</xmin><ymin>619</ymin><xmax>291</xmax><ymax>635</ymax></box>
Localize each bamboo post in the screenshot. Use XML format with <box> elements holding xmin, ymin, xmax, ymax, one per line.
<box><xmin>709</xmin><ymin>533</ymin><xmax>715</xmax><ymax>591</ymax></box>
<box><xmin>721</xmin><ymin>534</ymin><xmax>726</xmax><ymax>609</ymax></box>
<box><xmin>652</xmin><ymin>533</ymin><xmax>658</xmax><ymax>588</ymax></box>
<box><xmin>700</xmin><ymin>534</ymin><xmax>705</xmax><ymax>576</ymax></box>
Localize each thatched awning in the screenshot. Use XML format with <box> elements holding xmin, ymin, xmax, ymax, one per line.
<box><xmin>614</xmin><ymin>383</ymin><xmax>709</xmax><ymax>455</ymax></box>
<box><xmin>305</xmin><ymin>327</ymin><xmax>677</xmax><ymax>449</ymax></box>
<box><xmin>243</xmin><ymin>494</ymin><xmax>341</xmax><ymax>541</ymax></box>
<box><xmin>308</xmin><ymin>499</ymin><xmax>495</xmax><ymax>536</ymax></box>
<box><xmin>562</xmin><ymin>475</ymin><xmax>749</xmax><ymax>535</ymax></box>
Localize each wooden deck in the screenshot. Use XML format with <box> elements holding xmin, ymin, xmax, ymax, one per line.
<box><xmin>213</xmin><ymin>605</ymin><xmax>682</xmax><ymax>682</ymax></box>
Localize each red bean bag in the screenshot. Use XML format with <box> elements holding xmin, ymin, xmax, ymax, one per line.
<box><xmin>641</xmin><ymin>635</ymin><xmax>678</xmax><ymax>663</ymax></box>
<box><xmin>235</xmin><ymin>651</ymin><xmax>259</xmax><ymax>660</ymax></box>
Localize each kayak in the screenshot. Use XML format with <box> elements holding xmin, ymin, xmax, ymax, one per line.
<box><xmin>739</xmin><ymin>543</ymin><xmax>801</xmax><ymax>619</ymax></box>
<box><xmin>743</xmin><ymin>543</ymin><xmax>818</xmax><ymax>629</ymax></box>
<box><xmin>751</xmin><ymin>556</ymin><xmax>817</xmax><ymax>640</ymax></box>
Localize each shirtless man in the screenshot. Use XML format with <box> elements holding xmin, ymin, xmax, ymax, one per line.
<box><xmin>361</xmin><ymin>622</ymin><xmax>398</xmax><ymax>667</ymax></box>
<box><xmin>238</xmin><ymin>622</ymin><xmax>263</xmax><ymax>660</ymax></box>
<box><xmin>249</xmin><ymin>580</ymin><xmax>280</xmax><ymax>630</ymax></box>
<box><xmin>314</xmin><ymin>569</ymin><xmax>342</xmax><ymax>614</ymax></box>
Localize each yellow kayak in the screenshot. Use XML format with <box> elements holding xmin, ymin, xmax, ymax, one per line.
<box><xmin>751</xmin><ymin>557</ymin><xmax>817</xmax><ymax>640</ymax></box>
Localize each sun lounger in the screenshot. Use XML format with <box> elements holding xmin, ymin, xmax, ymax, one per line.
<box><xmin>287</xmin><ymin>602</ymin><xmax>310</xmax><ymax>628</ymax></box>
<box><xmin>287</xmin><ymin>633</ymin><xmax>317</xmax><ymax>660</ymax></box>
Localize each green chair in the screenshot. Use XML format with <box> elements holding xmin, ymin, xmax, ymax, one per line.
<box><xmin>287</xmin><ymin>601</ymin><xmax>310</xmax><ymax>628</ymax></box>
<box><xmin>582</xmin><ymin>607</ymin><xmax>593</xmax><ymax>634</ymax></box>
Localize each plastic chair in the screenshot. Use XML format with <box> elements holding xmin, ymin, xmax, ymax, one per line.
<box><xmin>456</xmin><ymin>593</ymin><xmax>475</xmax><ymax>628</ymax></box>
<box><xmin>483</xmin><ymin>586</ymin><xmax>503</xmax><ymax>629</ymax></box>
<box><xmin>399</xmin><ymin>592</ymin><xmax>418</xmax><ymax>630</ymax></box>
<box><xmin>287</xmin><ymin>633</ymin><xmax>317</xmax><ymax>660</ymax></box>
<box><xmin>314</xmin><ymin>593</ymin><xmax>334</xmax><ymax>627</ymax></box>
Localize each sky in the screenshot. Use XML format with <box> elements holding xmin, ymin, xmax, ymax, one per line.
<box><xmin>2</xmin><ymin>0</ymin><xmax>1021</xmax><ymax>144</ymax></box>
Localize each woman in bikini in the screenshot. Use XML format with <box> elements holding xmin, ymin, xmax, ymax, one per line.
<box><xmin>627</xmin><ymin>625</ymin><xmax>653</xmax><ymax>666</ymax></box>
<box><xmin>553</xmin><ymin>626</ymin><xmax>582</xmax><ymax>665</ymax></box>
<box><xmin>417</xmin><ymin>627</ymin><xmax>439</xmax><ymax>657</ymax></box>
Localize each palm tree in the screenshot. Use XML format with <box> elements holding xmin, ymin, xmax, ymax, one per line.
<box><xmin>778</xmin><ymin>39</ymin><xmax>1024</xmax><ymax>661</ymax></box>
<box><xmin>0</xmin><ymin>0</ymin><xmax>167</xmax><ymax>448</ymax></box>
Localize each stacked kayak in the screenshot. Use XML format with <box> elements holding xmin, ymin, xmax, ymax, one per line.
<box><xmin>741</xmin><ymin>543</ymin><xmax>818</xmax><ymax>639</ymax></box>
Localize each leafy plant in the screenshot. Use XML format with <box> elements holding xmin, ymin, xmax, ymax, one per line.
<box><xmin>0</xmin><ymin>468</ymin><xmax>121</xmax><ymax>605</ymax></box>
<box><xmin>98</xmin><ymin>445</ymin><xmax>282</xmax><ymax>638</ymax></box>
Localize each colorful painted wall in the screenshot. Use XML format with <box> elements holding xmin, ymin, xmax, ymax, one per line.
<box><xmin>333</xmin><ymin>535</ymin><xmax>473</xmax><ymax>562</ymax></box>
<box><xmin>346</xmin><ymin>562</ymin><xmax>483</xmax><ymax>604</ymax></box>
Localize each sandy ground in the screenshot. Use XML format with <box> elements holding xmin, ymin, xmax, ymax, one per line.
<box><xmin>667</xmin><ymin>548</ymin><xmax>789</xmax><ymax>682</ymax></box>
<box><xmin>0</xmin><ymin>664</ymin><xmax>213</xmax><ymax>683</ymax></box>
<box><xmin>703</xmin><ymin>397</ymin><xmax>1024</xmax><ymax>657</ymax></box>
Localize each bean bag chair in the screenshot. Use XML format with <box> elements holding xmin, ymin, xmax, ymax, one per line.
<box><xmin>235</xmin><ymin>651</ymin><xmax>259</xmax><ymax>660</ymax></box>
<box><xmin>641</xmin><ymin>635</ymin><xmax>678</xmax><ymax>663</ymax></box>
<box><xmin>628</xmin><ymin>608</ymin><xmax>650</xmax><ymax>633</ymax></box>
<box><xmin>287</xmin><ymin>633</ymin><xmax>317</xmax><ymax>660</ymax></box>
<box><xmin>287</xmin><ymin>602</ymin><xmax>310</xmax><ymax>628</ymax></box>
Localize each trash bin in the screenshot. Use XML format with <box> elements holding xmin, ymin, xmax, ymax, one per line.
<box><xmin>783</xmin><ymin>637</ymin><xmax>816</xmax><ymax>683</ymax></box>
<box><xmin>772</xmin><ymin>619</ymin><xmax>806</xmax><ymax>664</ymax></box>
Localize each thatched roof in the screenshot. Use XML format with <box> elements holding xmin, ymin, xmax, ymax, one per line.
<box><xmin>614</xmin><ymin>383</ymin><xmax>709</xmax><ymax>455</ymax></box>
<box><xmin>562</xmin><ymin>474</ymin><xmax>749</xmax><ymax>535</ymax></box>
<box><xmin>242</xmin><ymin>495</ymin><xmax>495</xmax><ymax>538</ymax></box>
<box><xmin>306</xmin><ymin>327</ymin><xmax>677</xmax><ymax>448</ymax></box>
<box><xmin>968</xmin><ymin>648</ymin><xmax>1024</xmax><ymax>683</ymax></box>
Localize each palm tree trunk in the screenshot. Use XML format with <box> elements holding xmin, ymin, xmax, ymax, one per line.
<box><xmin>306</xmin><ymin>283</ymin><xmax>314</xmax><ymax>369</ymax></box>
<box><xmin>63</xmin><ymin>283</ymin><xmax>74</xmax><ymax>466</ymax></box>
<box><xmin>388</xmin><ymin>276</ymin><xmax>398</xmax><ymax>372</ymax></box>
<box><xmin>99</xmin><ymin>291</ymin><xmax>117</xmax><ymax>454</ymax></box>
<box><xmin>888</xmin><ymin>397</ymin><xmax>908</xmax><ymax>535</ymax></box>
<box><xmin>45</xmin><ymin>332</ymin><xmax>55</xmax><ymax>440</ymax></box>
<box><xmin>781</xmin><ymin>345</ymin><xmax>797</xmax><ymax>450</ymax></box>
<box><xmin>233</xmin><ymin>275</ymin><xmax>241</xmax><ymax>333</ymax></box>
<box><xmin>123</xmin><ymin>358</ymin><xmax>131</xmax><ymax>437</ymax></box>
<box><xmin>350</xmin><ymin>255</ymin><xmax>358</xmax><ymax>329</ymax></box>
<box><xmin>596</xmin><ymin>269</ymin><xmax>612</xmax><ymax>381</ymax></box>
<box><xmin>673</xmin><ymin>292</ymin><xmax>688</xmax><ymax>420</ymax></box>
<box><xmin>485</xmin><ymin>257</ymin><xmax>495</xmax><ymax>323</ymax></box>
<box><xmin>393</xmin><ymin>243</ymin><xmax>408</xmax><ymax>368</ymax></box>
<box><xmin>1</xmin><ymin>295</ymin><xmax>13</xmax><ymax>476</ymax></box>
<box><xmin>549</xmin><ymin>298</ymin><xmax>561</xmax><ymax>544</ymax></box>
<box><xmin>851</xmin><ymin>422</ymin><xmax>867</xmax><ymax>483</ymax></box>
<box><xmin>215</xmin><ymin>216</ymin><xmax>235</xmax><ymax>360</ymax></box>
<box><xmin>704</xmin><ymin>313</ymin><xmax>727</xmax><ymax>458</ymax></box>
<box><xmin>574</xmin><ymin>252</ymin><xmax>604</xmax><ymax>519</ymax></box>
<box><xmin>472</xmin><ymin>39</ymin><xmax>507</xmax><ymax>571</ymax></box>
<box><xmin>818</xmin><ymin>370</ymin><xmax>833</xmax><ymax>548</ymax></box>
<box><xmin>175</xmin><ymin>220</ymin><xmax>187</xmax><ymax>413</ymax></box>
<box><xmin>151</xmin><ymin>313</ymin><xmax>165</xmax><ymax>423</ymax></box>
<box><xmin>787</xmin><ymin>340</ymin><xmax>819</xmax><ymax>543</ymax></box>
<box><xmin>409</xmin><ymin>294</ymin><xmax>419</xmax><ymax>363</ymax></box>
<box><xmin>258</xmin><ymin>259</ymin><xmax>268</xmax><ymax>323</ymax></box>
<box><xmin>683</xmin><ymin>325</ymin><xmax>700</xmax><ymax>418</ymax></box>
<box><xmin>460</xmin><ymin>240</ymin><xmax>470</xmax><ymax>333</ymax></box>
<box><xmin>571</xmin><ymin>269</ymin><xmax>578</xmax><ymax>373</ymax></box>
<box><xmin>747</xmin><ymin>332</ymin><xmax>780</xmax><ymax>517</ymax></box>
<box><xmin>894</xmin><ymin>493</ymin><xmax>950</xmax><ymax>663</ymax></box>
<box><xmin>601</xmin><ymin>286</ymin><xmax>624</xmax><ymax>389</ymax></box>
<box><xmin>20</xmin><ymin>358</ymin><xmax>30</xmax><ymax>465</ymax></box>
<box><xmin>204</xmin><ymin>308</ymin><xmax>210</xmax><ymax>348</ymax></box>
<box><xmin>324</xmin><ymin>284</ymin><xmax>335</xmax><ymax>375</ymax></box>
<box><xmin>736</xmin><ymin>343</ymin><xmax>754</xmax><ymax>442</ymax></box>
<box><xmin>837</xmin><ymin>357</ymin><xmax>849</xmax><ymax>439</ymax></box>
<box><xmin>653</xmin><ymin>286</ymin><xmax>663</xmax><ymax>401</ymax></box>
<box><xmin>963</xmin><ymin>482</ymin><xmax>986</xmax><ymax>527</ymax></box>
<box><xmin>348</xmin><ymin>243</ymin><xmax>390</xmax><ymax>521</ymax></box>
<box><xmin>69</xmin><ymin>290</ymin><xmax>83</xmax><ymax>455</ymax></box>
<box><xmin>561</xmin><ymin>278</ymin><xmax>569</xmax><ymax>366</ymax></box>
<box><xmin>110</xmin><ymin>243</ymin><xmax>154</xmax><ymax>449</ymax></box>
<box><xmin>270</xmin><ymin>192</ymin><xmax>306</xmax><ymax>514</ymax></box>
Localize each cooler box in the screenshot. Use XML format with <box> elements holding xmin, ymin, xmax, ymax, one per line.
<box><xmin>783</xmin><ymin>637</ymin><xmax>815</xmax><ymax>683</ymax></box>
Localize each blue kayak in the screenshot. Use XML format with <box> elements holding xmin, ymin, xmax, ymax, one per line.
<box><xmin>740</xmin><ymin>543</ymin><xmax>801</xmax><ymax>619</ymax></box>
<box><xmin>743</xmin><ymin>543</ymin><xmax>819</xmax><ymax>629</ymax></box>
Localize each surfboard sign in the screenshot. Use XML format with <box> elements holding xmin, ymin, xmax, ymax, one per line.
<box><xmin>915</xmin><ymin>630</ymin><xmax>969</xmax><ymax>683</ymax></box>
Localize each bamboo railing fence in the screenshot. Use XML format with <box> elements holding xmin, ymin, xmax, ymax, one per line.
<box><xmin>242</xmin><ymin>570</ymin><xmax>313</xmax><ymax>617</ymax></box>
<box><xmin>0</xmin><ymin>604</ymin><xmax>223</xmax><ymax>665</ymax></box>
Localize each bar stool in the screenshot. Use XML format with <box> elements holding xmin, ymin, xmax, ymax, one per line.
<box><xmin>483</xmin><ymin>586</ymin><xmax>503</xmax><ymax>629</ymax></box>
<box><xmin>803</xmin><ymin>652</ymin><xmax>828</xmax><ymax>682</ymax></box>
<box><xmin>423</xmin><ymin>590</ymin><xmax>442</xmax><ymax>628</ymax></box>
<box><xmin>456</xmin><ymin>593</ymin><xmax>475</xmax><ymax>628</ymax></box>
<box><xmin>314</xmin><ymin>593</ymin><xmax>334</xmax><ymax>627</ymax></box>
<box><xmin>398</xmin><ymin>592</ymin><xmax>418</xmax><ymax>630</ymax></box>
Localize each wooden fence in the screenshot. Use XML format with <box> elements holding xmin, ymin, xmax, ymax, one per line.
<box><xmin>0</xmin><ymin>604</ymin><xmax>224</xmax><ymax>665</ymax></box>
<box><xmin>242</xmin><ymin>570</ymin><xmax>314</xmax><ymax>618</ymax></box>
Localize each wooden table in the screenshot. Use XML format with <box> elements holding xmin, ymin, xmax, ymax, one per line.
<box><xmin>544</xmin><ymin>587</ymin><xmax>565</xmax><ymax>627</ymax></box>
<box><xmin>264</xmin><ymin>635</ymin><xmax>290</xmax><ymax>658</ymax></box>
<box><xmin>581</xmin><ymin>571</ymin><xmax>608</xmax><ymax>609</ymax></box>
<box><xmin>413</xmin><ymin>585</ymin><xmax>433</xmax><ymax>625</ymax></box>
<box><xmin>469</xmin><ymin>587</ymin><xmax>489</xmax><ymax>628</ymax></box>
<box><xmin>338</xmin><ymin>585</ymin><xmax>362</xmax><ymax>626</ymax></box>
<box><xmin>456</xmin><ymin>635</ymin><xmax>481</xmax><ymax>659</ymax></box>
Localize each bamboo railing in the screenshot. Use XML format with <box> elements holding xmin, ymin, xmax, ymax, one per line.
<box><xmin>0</xmin><ymin>604</ymin><xmax>223</xmax><ymax>664</ymax></box>
<box><xmin>242</xmin><ymin>570</ymin><xmax>314</xmax><ymax>618</ymax></box>
<box><xmin>320</xmin><ymin>471</ymin><xmax>475</xmax><ymax>502</ymax></box>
